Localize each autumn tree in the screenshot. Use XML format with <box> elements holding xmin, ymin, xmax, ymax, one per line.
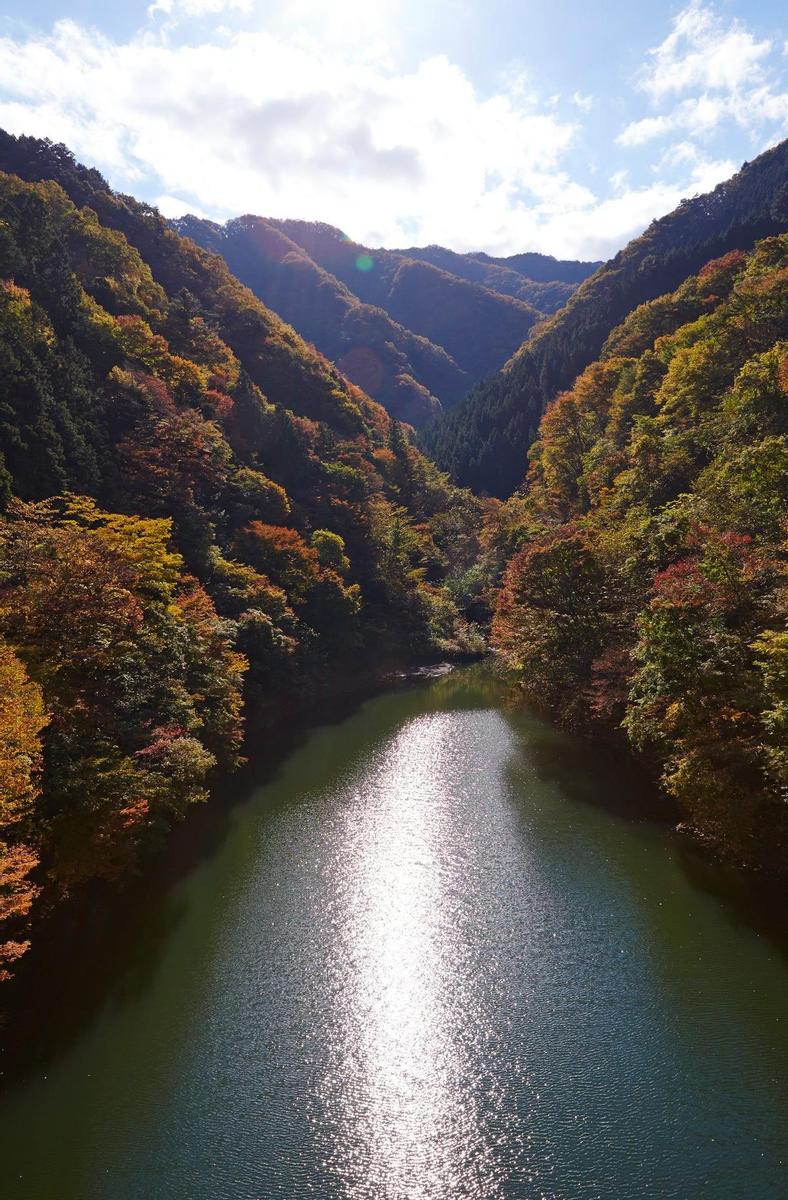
<box><xmin>0</xmin><ymin>638</ymin><xmax>47</xmax><ymax>979</ymax></box>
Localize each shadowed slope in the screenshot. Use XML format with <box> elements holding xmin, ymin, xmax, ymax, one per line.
<box><xmin>423</xmin><ymin>140</ymin><xmax>788</xmax><ymax>496</ymax></box>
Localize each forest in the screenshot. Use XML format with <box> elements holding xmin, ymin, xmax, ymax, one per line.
<box><xmin>491</xmin><ymin>237</ymin><xmax>787</xmax><ymax>869</ymax></box>
<box><xmin>423</xmin><ymin>139</ymin><xmax>788</xmax><ymax>497</ymax></box>
<box><xmin>0</xmin><ymin>134</ymin><xmax>486</xmax><ymax>979</ymax></box>
<box><xmin>0</xmin><ymin>129</ymin><xmax>786</xmax><ymax>987</ymax></box>
<box><xmin>174</xmin><ymin>213</ymin><xmax>597</xmax><ymax>427</ymax></box>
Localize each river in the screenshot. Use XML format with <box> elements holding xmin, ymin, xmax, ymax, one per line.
<box><xmin>0</xmin><ymin>664</ymin><xmax>786</xmax><ymax>1199</ymax></box>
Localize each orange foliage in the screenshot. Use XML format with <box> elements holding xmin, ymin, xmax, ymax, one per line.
<box><xmin>0</xmin><ymin>640</ymin><xmax>48</xmax><ymax>979</ymax></box>
<box><xmin>235</xmin><ymin>522</ymin><xmax>320</xmax><ymax>596</ymax></box>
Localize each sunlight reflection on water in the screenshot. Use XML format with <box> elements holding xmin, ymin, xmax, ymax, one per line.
<box><xmin>313</xmin><ymin>713</ymin><xmax>519</xmax><ymax>1198</ymax></box>
<box><xmin>2</xmin><ymin>670</ymin><xmax>785</xmax><ymax>1200</ymax></box>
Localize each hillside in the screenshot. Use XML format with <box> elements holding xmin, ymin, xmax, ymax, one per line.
<box><xmin>174</xmin><ymin>213</ymin><xmax>469</xmax><ymax>427</ymax></box>
<box><xmin>473</xmin><ymin>249</ymin><xmax>598</xmax><ymax>284</ymax></box>
<box><xmin>266</xmin><ymin>218</ymin><xmax>579</xmax><ymax>379</ymax></box>
<box><xmin>178</xmin><ymin>214</ymin><xmax>594</xmax><ymax>426</ymax></box>
<box><xmin>424</xmin><ymin>140</ymin><xmax>788</xmax><ymax>496</ymax></box>
<box><xmin>396</xmin><ymin>244</ymin><xmax>596</xmax><ymax>310</ymax></box>
<box><xmin>490</xmin><ymin>237</ymin><xmax>788</xmax><ymax>869</ymax></box>
<box><xmin>382</xmin><ymin>258</ymin><xmax>541</xmax><ymax>381</ymax></box>
<box><xmin>0</xmin><ymin>133</ymin><xmax>486</xmax><ymax>978</ymax></box>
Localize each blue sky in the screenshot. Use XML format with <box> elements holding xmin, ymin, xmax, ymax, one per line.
<box><xmin>0</xmin><ymin>0</ymin><xmax>785</xmax><ymax>257</ymax></box>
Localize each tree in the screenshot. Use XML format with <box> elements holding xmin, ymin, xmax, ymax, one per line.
<box><xmin>0</xmin><ymin>638</ymin><xmax>47</xmax><ymax>979</ymax></box>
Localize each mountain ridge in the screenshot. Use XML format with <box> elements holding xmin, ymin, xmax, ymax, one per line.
<box><xmin>174</xmin><ymin>212</ymin><xmax>598</xmax><ymax>426</ymax></box>
<box><xmin>423</xmin><ymin>139</ymin><xmax>788</xmax><ymax>496</ymax></box>
<box><xmin>173</xmin><ymin>213</ymin><xmax>469</xmax><ymax>426</ymax></box>
<box><xmin>0</xmin><ymin>131</ymin><xmax>487</xmax><ymax>974</ymax></box>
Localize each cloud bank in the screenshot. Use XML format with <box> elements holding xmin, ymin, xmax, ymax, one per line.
<box><xmin>0</xmin><ymin>2</ymin><xmax>784</xmax><ymax>258</ymax></box>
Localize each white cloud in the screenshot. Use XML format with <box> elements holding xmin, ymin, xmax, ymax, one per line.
<box><xmin>0</xmin><ymin>19</ymin><xmax>598</xmax><ymax>255</ymax></box>
<box><xmin>155</xmin><ymin>193</ymin><xmax>213</xmax><ymax>218</ymax></box>
<box><xmin>521</xmin><ymin>161</ymin><xmax>735</xmax><ymax>261</ymax></box>
<box><xmin>687</xmin><ymin>154</ymin><xmax>737</xmax><ymax>193</ymax></box>
<box><xmin>656</xmin><ymin>139</ymin><xmax>701</xmax><ymax>169</ymax></box>
<box><xmin>617</xmin><ymin>113</ymin><xmax>675</xmax><ymax>147</ymax></box>
<box><xmin>617</xmin><ymin>2</ymin><xmax>788</xmax><ymax>148</ymax></box>
<box><xmin>149</xmin><ymin>0</ymin><xmax>253</xmax><ymax>19</ymax></box>
<box><xmin>0</xmin><ymin>9</ymin><xmax>775</xmax><ymax>260</ymax></box>
<box><xmin>571</xmin><ymin>91</ymin><xmax>593</xmax><ymax>112</ymax></box>
<box><xmin>639</xmin><ymin>0</ymin><xmax>770</xmax><ymax>99</ymax></box>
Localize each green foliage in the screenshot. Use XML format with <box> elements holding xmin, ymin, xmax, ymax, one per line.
<box><xmin>311</xmin><ymin>529</ymin><xmax>350</xmax><ymax>573</ymax></box>
<box><xmin>492</xmin><ymin>235</ymin><xmax>788</xmax><ymax>868</ymax></box>
<box><xmin>752</xmin><ymin>630</ymin><xmax>788</xmax><ymax>798</ymax></box>
<box><xmin>0</xmin><ymin>134</ymin><xmax>488</xmax><ymax>974</ymax></box>
<box><xmin>176</xmin><ymin>214</ymin><xmax>570</xmax><ymax>429</ymax></box>
<box><xmin>424</xmin><ymin>140</ymin><xmax>788</xmax><ymax>496</ymax></box>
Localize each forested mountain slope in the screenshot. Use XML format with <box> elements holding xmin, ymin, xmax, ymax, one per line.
<box><xmin>270</xmin><ymin>218</ymin><xmax>596</xmax><ymax>311</ymax></box>
<box><xmin>269</xmin><ymin>218</ymin><xmax>597</xmax><ymax>369</ymax></box>
<box><xmin>491</xmin><ymin>238</ymin><xmax>788</xmax><ymax>869</ymax></box>
<box><xmin>176</xmin><ymin>214</ymin><xmax>580</xmax><ymax>426</ymax></box>
<box><xmin>174</xmin><ymin>214</ymin><xmax>469</xmax><ymax>427</ymax></box>
<box><xmin>474</xmin><ymin>249</ymin><xmax>597</xmax><ymax>284</ymax></box>
<box><xmin>395</xmin><ymin>244</ymin><xmax>597</xmax><ymax>310</ymax></box>
<box><xmin>0</xmin><ymin>133</ymin><xmax>486</xmax><ymax>978</ymax></box>
<box><xmin>382</xmin><ymin>258</ymin><xmax>538</xmax><ymax>383</ymax></box>
<box><xmin>424</xmin><ymin>140</ymin><xmax>788</xmax><ymax>497</ymax></box>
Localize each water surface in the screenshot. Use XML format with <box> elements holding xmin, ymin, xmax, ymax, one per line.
<box><xmin>1</xmin><ymin>665</ymin><xmax>786</xmax><ymax>1199</ymax></box>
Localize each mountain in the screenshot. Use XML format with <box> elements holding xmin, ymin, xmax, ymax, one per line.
<box><xmin>173</xmin><ymin>214</ymin><xmax>468</xmax><ymax>427</ymax></box>
<box><xmin>0</xmin><ymin>132</ymin><xmax>485</xmax><ymax>977</ymax></box>
<box><xmin>490</xmin><ymin>234</ymin><xmax>788</xmax><ymax>869</ymax></box>
<box><xmin>395</xmin><ymin>245</ymin><xmax>597</xmax><ymax>310</ymax></box>
<box><xmin>176</xmin><ymin>214</ymin><xmax>596</xmax><ymax>426</ymax></box>
<box><xmin>423</xmin><ymin>139</ymin><xmax>788</xmax><ymax>497</ymax></box>
<box><xmin>472</xmin><ymin>249</ymin><xmax>598</xmax><ymax>284</ymax></box>
<box><xmin>265</xmin><ymin>219</ymin><xmax>598</xmax><ymax>372</ymax></box>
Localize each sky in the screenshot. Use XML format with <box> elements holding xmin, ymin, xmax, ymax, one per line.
<box><xmin>0</xmin><ymin>0</ymin><xmax>785</xmax><ymax>259</ymax></box>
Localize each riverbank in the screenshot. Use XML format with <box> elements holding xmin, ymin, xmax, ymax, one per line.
<box><xmin>0</xmin><ymin>662</ymin><xmax>785</xmax><ymax>1199</ymax></box>
<box><xmin>4</xmin><ymin>653</ymin><xmax>786</xmax><ymax>1085</ymax></box>
<box><xmin>0</xmin><ymin>653</ymin><xmax>476</xmax><ymax>1076</ymax></box>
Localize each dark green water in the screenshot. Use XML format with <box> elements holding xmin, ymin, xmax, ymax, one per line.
<box><xmin>1</xmin><ymin>665</ymin><xmax>786</xmax><ymax>1199</ymax></box>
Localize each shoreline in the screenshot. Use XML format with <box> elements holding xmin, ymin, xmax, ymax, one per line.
<box><xmin>2</xmin><ymin>654</ymin><xmax>785</xmax><ymax>1088</ymax></box>
<box><xmin>0</xmin><ymin>652</ymin><xmax>468</xmax><ymax>1080</ymax></box>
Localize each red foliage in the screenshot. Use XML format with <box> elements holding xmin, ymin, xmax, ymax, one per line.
<box><xmin>652</xmin><ymin>558</ymin><xmax>711</xmax><ymax>607</ymax></box>
<box><xmin>697</xmin><ymin>250</ymin><xmax>747</xmax><ymax>280</ymax></box>
<box><xmin>235</xmin><ymin>522</ymin><xmax>320</xmax><ymax>595</ymax></box>
<box><xmin>203</xmin><ymin>389</ymin><xmax>234</xmax><ymax>419</ymax></box>
<box><xmin>127</xmin><ymin>369</ymin><xmax>175</xmax><ymax>415</ymax></box>
<box><xmin>587</xmin><ymin>643</ymin><xmax>635</xmax><ymax>723</ymax></box>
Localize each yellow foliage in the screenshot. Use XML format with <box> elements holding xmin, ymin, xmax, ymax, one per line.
<box><xmin>0</xmin><ymin>638</ymin><xmax>47</xmax><ymax>825</ymax></box>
